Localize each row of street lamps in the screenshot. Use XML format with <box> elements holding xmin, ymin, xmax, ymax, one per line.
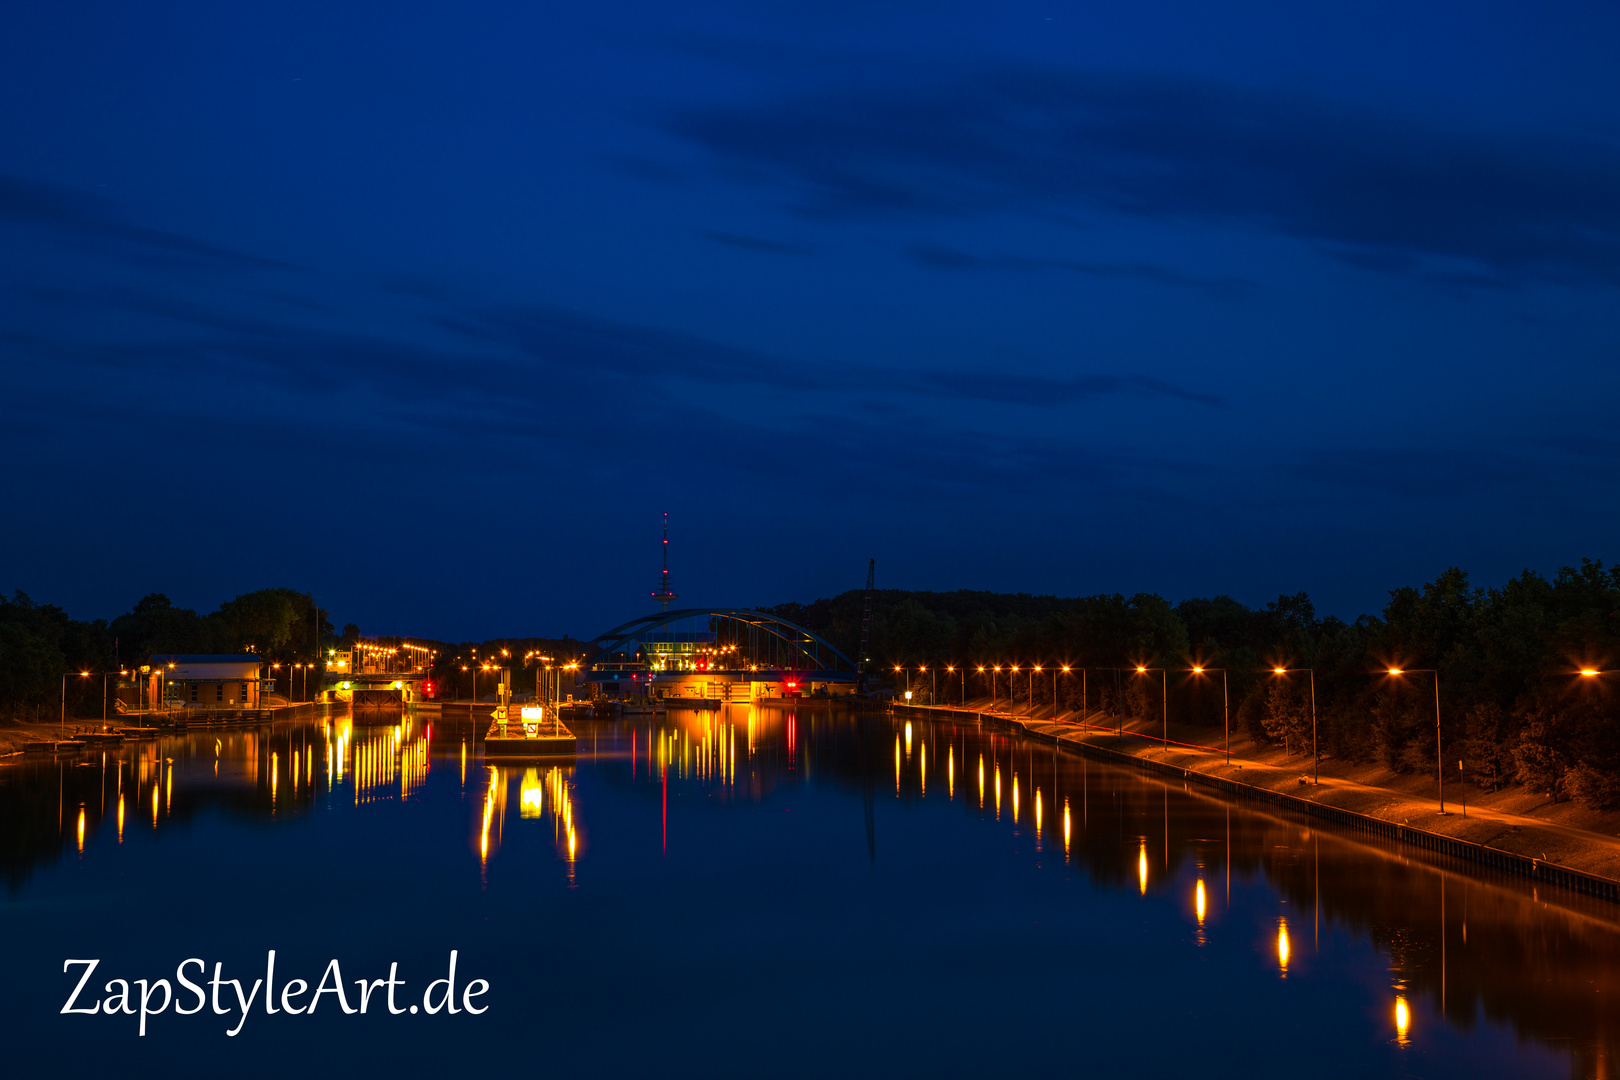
<box><xmin>890</xmin><ymin>662</ymin><xmax>1614</xmax><ymax>814</ymax></box>
<box><xmin>268</xmin><ymin>662</ymin><xmax>316</xmax><ymax>702</ymax></box>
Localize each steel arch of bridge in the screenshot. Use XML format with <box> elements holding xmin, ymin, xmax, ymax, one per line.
<box><xmin>586</xmin><ymin>608</ymin><xmax>856</xmax><ymax>677</ymax></box>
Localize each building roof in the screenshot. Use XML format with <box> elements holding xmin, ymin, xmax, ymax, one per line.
<box><xmin>150</xmin><ymin>654</ymin><xmax>261</xmax><ymax>663</ymax></box>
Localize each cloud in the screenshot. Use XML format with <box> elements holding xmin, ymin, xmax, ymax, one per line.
<box><xmin>443</xmin><ymin>302</ymin><xmax>1225</xmax><ymax>408</ymax></box>
<box><xmin>0</xmin><ymin>172</ymin><xmax>291</xmax><ymax>271</ymax></box>
<box><xmin>906</xmin><ymin>243</ymin><xmax>1251</xmax><ymax>298</ymax></box>
<box><xmin>918</xmin><ymin>370</ymin><xmax>1226</xmax><ymax>409</ymax></box>
<box><xmin>699</xmin><ymin>229</ymin><xmax>813</xmax><ymax>255</ymax></box>
<box><xmin>1287</xmin><ymin>438</ymin><xmax>1613</xmax><ymax>499</ymax></box>
<box><xmin>664</xmin><ymin>68</ymin><xmax>1620</xmax><ymax>286</ymax></box>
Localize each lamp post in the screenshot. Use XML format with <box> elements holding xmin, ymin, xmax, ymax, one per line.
<box><xmin>1010</xmin><ymin>666</ymin><xmax>1020</xmax><ymax>712</ymax></box>
<box><xmin>1135</xmin><ymin>666</ymin><xmax>1167</xmax><ymax>750</ymax></box>
<box><xmin>101</xmin><ymin>670</ymin><xmax>127</xmax><ymax>724</ymax></box>
<box><xmin>1271</xmin><ymin>668</ymin><xmax>1318</xmax><ymax>783</ymax></box>
<box><xmin>1191</xmin><ymin>667</ymin><xmax>1230</xmax><ymax>765</ymax></box>
<box><xmin>1058</xmin><ymin>666</ymin><xmax>1068</xmax><ymax>719</ymax></box>
<box><xmin>1085</xmin><ymin>668</ymin><xmax>1125</xmax><ymax>734</ymax></box>
<box><xmin>62</xmin><ymin>670</ymin><xmax>90</xmax><ymax>727</ymax></box>
<box><xmin>991</xmin><ymin>666</ymin><xmax>1000</xmax><ymax>709</ymax></box>
<box><xmin>1032</xmin><ymin>665</ymin><xmax>1042</xmax><ymax>716</ymax></box>
<box><xmin>948</xmin><ymin>665</ymin><xmax>961</xmax><ymax>704</ymax></box>
<box><xmin>1387</xmin><ymin>668</ymin><xmax>1442</xmax><ymax>812</ymax></box>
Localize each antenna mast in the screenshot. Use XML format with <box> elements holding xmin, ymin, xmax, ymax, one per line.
<box><xmin>651</xmin><ymin>513</ymin><xmax>679</xmax><ymax>612</ymax></box>
<box><xmin>857</xmin><ymin>558</ymin><xmax>875</xmax><ymax>688</ymax></box>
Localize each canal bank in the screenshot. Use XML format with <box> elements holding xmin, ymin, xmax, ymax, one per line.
<box><xmin>894</xmin><ymin>702</ymin><xmax>1620</xmax><ymax>902</ymax></box>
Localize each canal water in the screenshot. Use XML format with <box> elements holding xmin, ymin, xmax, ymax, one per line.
<box><xmin>1</xmin><ymin>706</ymin><xmax>1614</xmax><ymax>1078</ymax></box>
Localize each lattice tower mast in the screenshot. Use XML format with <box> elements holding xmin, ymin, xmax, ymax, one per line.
<box><xmin>651</xmin><ymin>513</ymin><xmax>679</xmax><ymax>612</ymax></box>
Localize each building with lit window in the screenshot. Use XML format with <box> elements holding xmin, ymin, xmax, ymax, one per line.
<box><xmin>320</xmin><ymin>639</ymin><xmax>434</xmax><ymax>707</ymax></box>
<box><xmin>585</xmin><ymin>609</ymin><xmax>858</xmax><ymax>704</ymax></box>
<box><xmin>150</xmin><ymin>654</ymin><xmax>265</xmax><ymax>708</ymax></box>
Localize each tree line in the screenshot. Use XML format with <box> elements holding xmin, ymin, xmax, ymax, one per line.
<box><xmin>764</xmin><ymin>559</ymin><xmax>1620</xmax><ymax>808</ymax></box>
<box><xmin>0</xmin><ymin>589</ymin><xmax>334</xmax><ymax>721</ymax></box>
<box><xmin>0</xmin><ymin>583</ymin><xmax>593</xmax><ymax>719</ymax></box>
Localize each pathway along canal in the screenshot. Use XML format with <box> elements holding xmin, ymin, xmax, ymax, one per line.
<box><xmin>1</xmin><ymin>706</ymin><xmax>1614</xmax><ymax>1078</ymax></box>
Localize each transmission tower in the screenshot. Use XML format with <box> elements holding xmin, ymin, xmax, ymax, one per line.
<box><xmin>857</xmin><ymin>558</ymin><xmax>874</xmax><ymax>689</ymax></box>
<box><xmin>651</xmin><ymin>513</ymin><xmax>678</xmax><ymax>612</ymax></box>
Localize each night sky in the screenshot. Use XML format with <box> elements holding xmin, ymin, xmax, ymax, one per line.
<box><xmin>4</xmin><ymin>1</ymin><xmax>1619</xmax><ymax>640</ymax></box>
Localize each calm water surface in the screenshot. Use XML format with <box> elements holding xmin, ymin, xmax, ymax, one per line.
<box><xmin>1</xmin><ymin>706</ymin><xmax>1614</xmax><ymax>1078</ymax></box>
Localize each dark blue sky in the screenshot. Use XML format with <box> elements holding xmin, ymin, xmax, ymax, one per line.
<box><xmin>4</xmin><ymin>0</ymin><xmax>1619</xmax><ymax>640</ymax></box>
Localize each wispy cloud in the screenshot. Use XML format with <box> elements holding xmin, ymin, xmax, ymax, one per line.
<box><xmin>664</xmin><ymin>68</ymin><xmax>1620</xmax><ymax>286</ymax></box>
<box><xmin>0</xmin><ymin>173</ymin><xmax>293</xmax><ymax>271</ymax></box>
<box><xmin>443</xmin><ymin>302</ymin><xmax>1226</xmax><ymax>409</ymax></box>
<box><xmin>699</xmin><ymin>229</ymin><xmax>813</xmax><ymax>255</ymax></box>
<box><xmin>907</xmin><ymin>243</ymin><xmax>1251</xmax><ymax>298</ymax></box>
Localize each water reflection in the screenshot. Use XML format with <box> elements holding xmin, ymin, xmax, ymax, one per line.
<box><xmin>3</xmin><ymin>705</ymin><xmax>1619</xmax><ymax>1075</ymax></box>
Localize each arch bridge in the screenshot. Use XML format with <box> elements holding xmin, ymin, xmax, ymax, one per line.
<box><xmin>585</xmin><ymin>609</ymin><xmax>859</xmax><ymax>704</ymax></box>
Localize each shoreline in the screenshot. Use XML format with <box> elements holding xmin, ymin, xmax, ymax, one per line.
<box><xmin>895</xmin><ymin>700</ymin><xmax>1620</xmax><ymax>896</ymax></box>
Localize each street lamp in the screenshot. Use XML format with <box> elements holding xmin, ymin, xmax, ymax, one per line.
<box><xmin>1271</xmin><ymin>668</ymin><xmax>1318</xmax><ymax>783</ymax></box>
<box><xmin>62</xmin><ymin>670</ymin><xmax>90</xmax><ymax>727</ymax></box>
<box><xmin>1010</xmin><ymin>666</ymin><xmax>1020</xmax><ymax>712</ymax></box>
<box><xmin>1387</xmin><ymin>668</ymin><xmax>1443</xmax><ymax>812</ymax></box>
<box><xmin>948</xmin><ymin>665</ymin><xmax>961</xmax><ymax>704</ymax></box>
<box><xmin>1191</xmin><ymin>666</ymin><xmax>1230</xmax><ymax>765</ymax></box>
<box><xmin>1135</xmin><ymin>666</ymin><xmax>1167</xmax><ymax>750</ymax></box>
<box><xmin>1058</xmin><ymin>666</ymin><xmax>1069</xmax><ymax>719</ymax></box>
<box><xmin>991</xmin><ymin>666</ymin><xmax>1001</xmax><ymax>709</ymax></box>
<box><xmin>1032</xmin><ymin>665</ymin><xmax>1042</xmax><ymax>716</ymax></box>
